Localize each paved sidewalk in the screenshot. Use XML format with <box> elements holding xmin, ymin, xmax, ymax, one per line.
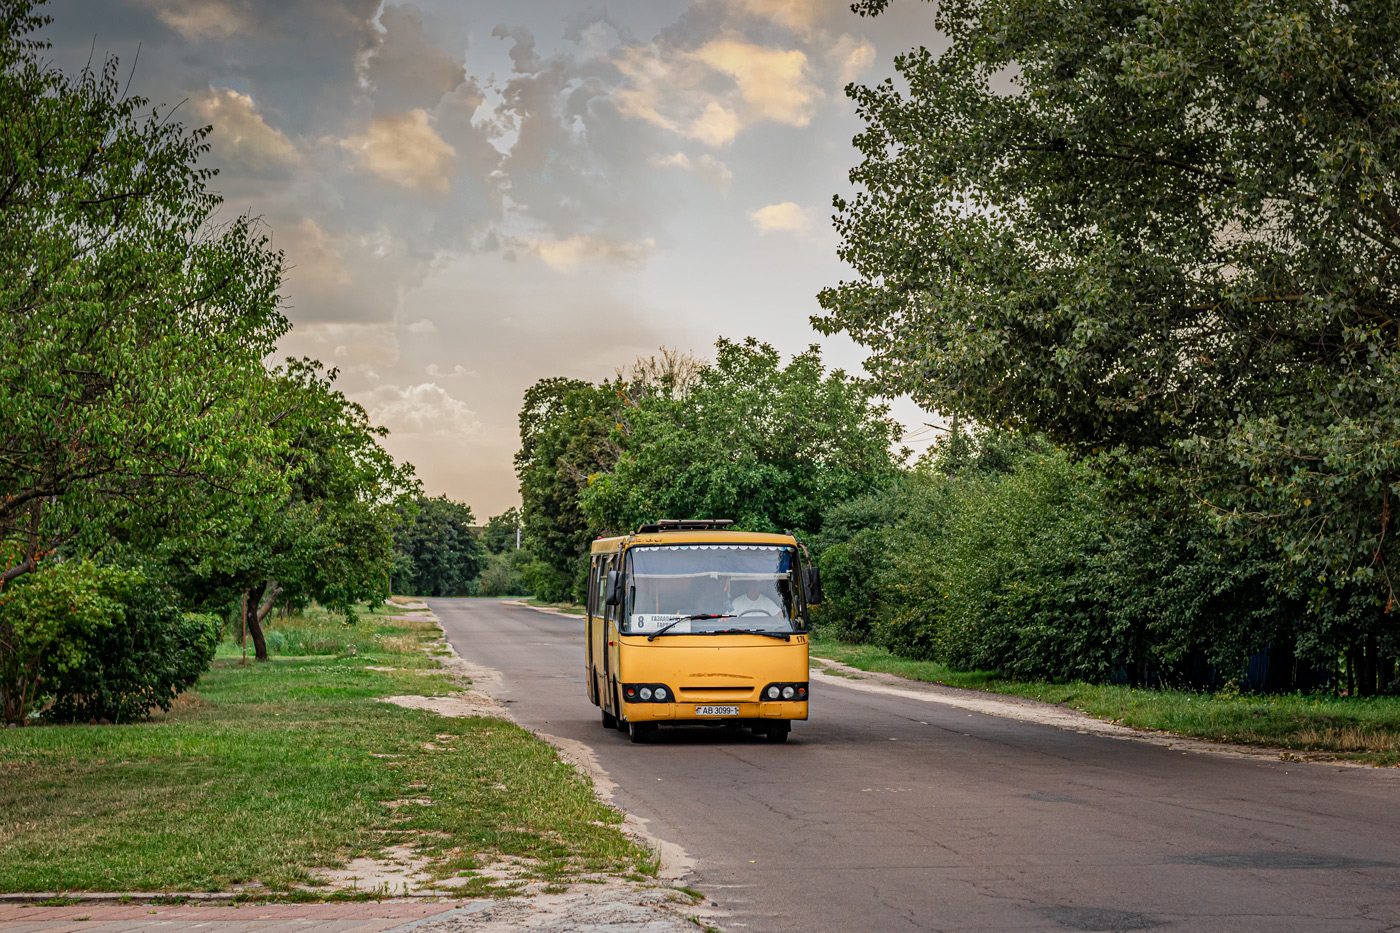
<box><xmin>0</xmin><ymin>900</ymin><xmax>473</xmax><ymax>933</ymax></box>
<box><xmin>0</xmin><ymin>888</ymin><xmax>711</xmax><ymax>933</ymax></box>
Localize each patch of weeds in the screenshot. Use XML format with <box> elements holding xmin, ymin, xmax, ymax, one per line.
<box><xmin>35</xmin><ymin>895</ymin><xmax>81</xmax><ymax>907</ymax></box>
<box><xmin>149</xmin><ymin>895</ymin><xmax>189</xmax><ymax>906</ymax></box>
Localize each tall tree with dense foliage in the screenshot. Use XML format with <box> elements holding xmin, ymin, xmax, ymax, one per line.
<box><xmin>139</xmin><ymin>359</ymin><xmax>418</xmax><ymax>659</ymax></box>
<box><xmin>391</xmin><ymin>496</ymin><xmax>481</xmax><ymax>598</ymax></box>
<box><xmin>818</xmin><ymin>0</ymin><xmax>1400</xmax><ymax>686</ymax></box>
<box><xmin>515</xmin><ymin>378</ymin><xmax>625</xmax><ymax>601</ymax></box>
<box><xmin>0</xmin><ymin>0</ymin><xmax>289</xmax><ymax>586</ymax></box>
<box><xmin>583</xmin><ymin>338</ymin><xmax>902</xmax><ymax>537</ymax></box>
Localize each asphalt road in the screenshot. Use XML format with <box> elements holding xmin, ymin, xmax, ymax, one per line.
<box><xmin>430</xmin><ymin>598</ymin><xmax>1400</xmax><ymax>933</ymax></box>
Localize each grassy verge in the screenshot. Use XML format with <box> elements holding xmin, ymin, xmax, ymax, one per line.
<box><xmin>811</xmin><ymin>636</ymin><xmax>1400</xmax><ymax>766</ymax></box>
<box><xmin>0</xmin><ymin>602</ymin><xmax>652</xmax><ymax>894</ymax></box>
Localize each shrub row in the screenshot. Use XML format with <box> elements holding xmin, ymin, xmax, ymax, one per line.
<box><xmin>814</xmin><ymin>435</ymin><xmax>1396</xmax><ymax>693</ymax></box>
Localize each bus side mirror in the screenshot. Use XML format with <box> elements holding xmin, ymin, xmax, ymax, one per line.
<box><xmin>605</xmin><ymin>570</ymin><xmax>624</xmax><ymax>607</ymax></box>
<box><xmin>804</xmin><ymin>567</ymin><xmax>822</xmax><ymax>605</ymax></box>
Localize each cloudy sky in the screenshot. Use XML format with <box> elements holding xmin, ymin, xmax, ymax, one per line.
<box><xmin>43</xmin><ymin>0</ymin><xmax>945</xmax><ymax>519</ymax></box>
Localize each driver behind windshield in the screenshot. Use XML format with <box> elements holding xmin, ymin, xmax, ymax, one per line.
<box><xmin>730</xmin><ymin>578</ymin><xmax>780</xmax><ymax>616</ymax></box>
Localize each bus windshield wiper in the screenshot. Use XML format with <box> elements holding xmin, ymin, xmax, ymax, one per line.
<box><xmin>647</xmin><ymin>613</ymin><xmax>734</xmax><ymax>641</ymax></box>
<box><xmin>708</xmin><ymin>628</ymin><xmax>792</xmax><ymax>641</ymax></box>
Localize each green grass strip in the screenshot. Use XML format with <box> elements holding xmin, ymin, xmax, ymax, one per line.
<box><xmin>811</xmin><ymin>636</ymin><xmax>1400</xmax><ymax>766</ymax></box>
<box><xmin>0</xmin><ymin>605</ymin><xmax>651</xmax><ymax>893</ymax></box>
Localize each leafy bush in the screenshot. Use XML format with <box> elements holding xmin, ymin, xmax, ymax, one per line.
<box><xmin>0</xmin><ymin>561</ymin><xmax>131</xmax><ymax>724</ymax></box>
<box><xmin>818</xmin><ymin>432</ymin><xmax>1326</xmax><ymax>689</ymax></box>
<box><xmin>45</xmin><ymin>576</ymin><xmax>218</xmax><ymax>723</ymax></box>
<box><xmin>478</xmin><ymin>550</ymin><xmax>531</xmax><ymax>597</ymax></box>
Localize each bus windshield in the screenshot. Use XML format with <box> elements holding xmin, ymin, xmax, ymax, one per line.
<box><xmin>622</xmin><ymin>544</ymin><xmax>802</xmax><ymax>636</ymax></box>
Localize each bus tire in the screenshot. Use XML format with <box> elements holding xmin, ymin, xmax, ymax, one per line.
<box><xmin>602</xmin><ymin>707</ymin><xmax>617</xmax><ymax>729</ymax></box>
<box><xmin>764</xmin><ymin>721</ymin><xmax>790</xmax><ymax>743</ymax></box>
<box><xmin>628</xmin><ymin>720</ymin><xmax>655</xmax><ymax>744</ymax></box>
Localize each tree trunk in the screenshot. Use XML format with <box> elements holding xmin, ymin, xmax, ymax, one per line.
<box><xmin>256</xmin><ymin>580</ymin><xmax>282</xmax><ymax>625</ymax></box>
<box><xmin>243</xmin><ymin>589</ymin><xmax>269</xmax><ymax>661</ymax></box>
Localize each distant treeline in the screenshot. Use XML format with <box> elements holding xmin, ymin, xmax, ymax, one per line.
<box><xmin>390</xmin><ymin>501</ymin><xmax>530</xmax><ymax>600</ymax></box>
<box><xmin>516</xmin><ymin>343</ymin><xmax>1396</xmax><ymax>695</ymax></box>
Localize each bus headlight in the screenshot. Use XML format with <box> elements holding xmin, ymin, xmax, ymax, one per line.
<box><xmin>621</xmin><ymin>683</ymin><xmax>674</xmax><ymax>702</ymax></box>
<box><xmin>761</xmin><ymin>682</ymin><xmax>808</xmax><ymax>702</ymax></box>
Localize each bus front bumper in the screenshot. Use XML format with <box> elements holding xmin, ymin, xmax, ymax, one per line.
<box><xmin>624</xmin><ymin>701</ymin><xmax>808</xmax><ymax>723</ymax></box>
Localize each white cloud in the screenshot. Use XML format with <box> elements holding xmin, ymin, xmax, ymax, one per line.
<box><xmin>828</xmin><ymin>35</ymin><xmax>877</xmax><ymax>87</ymax></box>
<box><xmin>749</xmin><ymin>201</ymin><xmax>813</xmax><ymax>234</ymax></box>
<box><xmin>282</xmin><ymin>219</ymin><xmax>351</xmax><ymax>295</ymax></box>
<box><xmin>692</xmin><ymin>38</ymin><xmax>820</xmax><ymax>126</ymax></box>
<box><xmin>521</xmin><ymin>234</ymin><xmax>657</xmax><ymax>272</ymax></box>
<box><xmin>278</xmin><ymin>322</ymin><xmax>399</xmax><ymax>377</ymax></box>
<box><xmin>405</xmin><ymin>319</ymin><xmax>437</xmax><ymax>334</ymax></box>
<box><xmin>140</xmin><ymin>0</ymin><xmax>252</xmax><ymax>40</ymax></box>
<box><xmin>722</xmin><ymin>0</ymin><xmax>825</xmax><ymax>31</ymax></box>
<box><xmin>340</xmin><ymin>109</ymin><xmax>457</xmax><ymax>194</ymax></box>
<box><xmin>360</xmin><ymin>383</ymin><xmax>481</xmax><ymax>436</ymax></box>
<box><xmin>194</xmin><ymin>87</ymin><xmax>301</xmax><ymax>173</ymax></box>
<box><xmin>612</xmin><ymin>36</ymin><xmax>821</xmax><ymax>147</ymax></box>
<box><xmin>691</xmin><ymin>100</ymin><xmax>743</xmax><ymax>147</ymax></box>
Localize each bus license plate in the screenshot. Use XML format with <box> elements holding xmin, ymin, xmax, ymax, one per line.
<box><xmin>695</xmin><ymin>705</ymin><xmax>739</xmax><ymax>717</ymax></box>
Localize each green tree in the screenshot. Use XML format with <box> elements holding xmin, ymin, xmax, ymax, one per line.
<box><xmin>582</xmin><ymin>338</ymin><xmax>902</xmax><ymax>537</ymax></box>
<box><xmin>0</xmin><ymin>1</ymin><xmax>290</xmax><ymax>586</ymax></box>
<box><xmin>392</xmin><ymin>496</ymin><xmax>482</xmax><ymax>598</ymax></box>
<box><xmin>818</xmin><ymin>0</ymin><xmax>1400</xmax><ymax>684</ymax></box>
<box><xmin>144</xmin><ymin>359</ymin><xmax>419</xmax><ymax>659</ymax></box>
<box><xmin>515</xmin><ymin>378</ymin><xmax>624</xmax><ymax>602</ymax></box>
<box><xmin>481</xmin><ymin>507</ymin><xmax>522</xmax><ymax>554</ymax></box>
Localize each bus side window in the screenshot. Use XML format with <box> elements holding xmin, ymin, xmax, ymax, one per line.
<box><xmin>589</xmin><ymin>558</ymin><xmax>605</xmax><ymax>617</ymax></box>
<box><xmin>606</xmin><ymin>558</ymin><xmax>620</xmax><ymax>623</ymax></box>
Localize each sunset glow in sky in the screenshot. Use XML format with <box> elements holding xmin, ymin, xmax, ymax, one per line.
<box><xmin>45</xmin><ymin>0</ymin><xmax>946</xmax><ymax>517</ymax></box>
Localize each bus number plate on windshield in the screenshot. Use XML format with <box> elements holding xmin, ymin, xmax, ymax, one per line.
<box><xmin>695</xmin><ymin>705</ymin><xmax>739</xmax><ymax>717</ymax></box>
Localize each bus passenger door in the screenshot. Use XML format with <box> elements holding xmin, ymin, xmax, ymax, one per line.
<box><xmin>585</xmin><ymin>558</ymin><xmax>599</xmax><ymax>705</ymax></box>
<box><xmin>602</xmin><ymin>557</ymin><xmax>620</xmax><ymax>715</ymax></box>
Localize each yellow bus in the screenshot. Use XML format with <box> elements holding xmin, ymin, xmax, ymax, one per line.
<box><xmin>584</xmin><ymin>519</ymin><xmax>819</xmax><ymax>743</ymax></box>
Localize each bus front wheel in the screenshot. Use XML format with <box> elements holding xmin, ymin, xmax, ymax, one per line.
<box><xmin>763</xmin><ymin>721</ymin><xmax>790</xmax><ymax>743</ymax></box>
<box><xmin>602</xmin><ymin>707</ymin><xmax>617</xmax><ymax>729</ymax></box>
<box><xmin>628</xmin><ymin>721</ymin><xmax>656</xmax><ymax>744</ymax></box>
